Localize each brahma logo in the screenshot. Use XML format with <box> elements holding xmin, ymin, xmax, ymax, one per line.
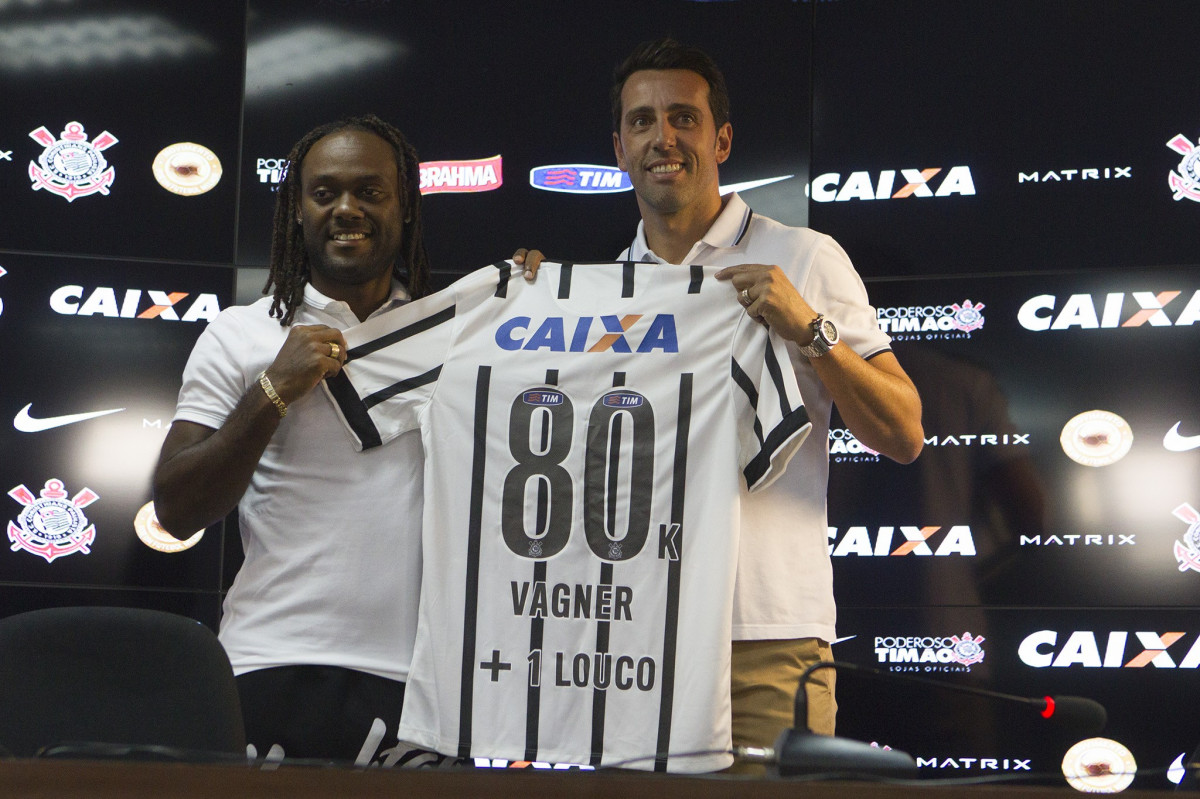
<box><xmin>809</xmin><ymin>166</ymin><xmax>975</xmax><ymax>202</ymax></box>
<box><xmin>529</xmin><ymin>164</ymin><xmax>631</xmax><ymax>194</ymax></box>
<box><xmin>1018</xmin><ymin>290</ymin><xmax>1200</xmax><ymax>330</ymax></box>
<box><xmin>876</xmin><ymin>300</ymin><xmax>984</xmax><ymax>341</ymax></box>
<box><xmin>1018</xmin><ymin>630</ymin><xmax>1200</xmax><ymax>668</ymax></box>
<box><xmin>419</xmin><ymin>155</ymin><xmax>502</xmax><ymax>194</ymax></box>
<box><xmin>1172</xmin><ymin>503</ymin><xmax>1200</xmax><ymax>574</ymax></box>
<box><xmin>495</xmin><ymin>314</ymin><xmax>678</xmax><ymax>353</ymax></box>
<box><xmin>7</xmin><ymin>479</ymin><xmax>98</xmax><ymax>563</ymax></box>
<box><xmin>29</xmin><ymin>121</ymin><xmax>118</xmax><ymax>202</ymax></box>
<box><xmin>50</xmin><ymin>285</ymin><xmax>221</xmax><ymax>322</ymax></box>
<box><xmin>827</xmin><ymin>525</ymin><xmax>976</xmax><ymax>557</ymax></box>
<box><xmin>874</xmin><ymin>632</ymin><xmax>985</xmax><ymax>672</ymax></box>
<box><xmin>1166</xmin><ymin>133</ymin><xmax>1200</xmax><ymax>202</ymax></box>
<box><xmin>829</xmin><ymin>428</ymin><xmax>879</xmax><ymax>463</ymax></box>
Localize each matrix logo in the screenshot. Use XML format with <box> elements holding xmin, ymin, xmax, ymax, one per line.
<box><xmin>1018</xmin><ymin>290</ymin><xmax>1200</xmax><ymax>330</ymax></box>
<box><xmin>876</xmin><ymin>300</ymin><xmax>984</xmax><ymax>341</ymax></box>
<box><xmin>1166</xmin><ymin>133</ymin><xmax>1200</xmax><ymax>202</ymax></box>
<box><xmin>924</xmin><ymin>432</ymin><xmax>1029</xmax><ymax>447</ymax></box>
<box><xmin>827</xmin><ymin>526</ymin><xmax>976</xmax><ymax>557</ymax></box>
<box><xmin>529</xmin><ymin>164</ymin><xmax>631</xmax><ymax>194</ymax></box>
<box><xmin>1018</xmin><ymin>630</ymin><xmax>1200</xmax><ymax>668</ymax></box>
<box><xmin>50</xmin><ymin>286</ymin><xmax>221</xmax><ymax>322</ymax></box>
<box><xmin>1020</xmin><ymin>534</ymin><xmax>1135</xmax><ymax>547</ymax></box>
<box><xmin>419</xmin><ymin>155</ymin><xmax>502</xmax><ymax>194</ymax></box>
<box><xmin>1018</xmin><ymin>166</ymin><xmax>1131</xmax><ymax>183</ymax></box>
<box><xmin>495</xmin><ymin>314</ymin><xmax>678</xmax><ymax>353</ymax></box>
<box><xmin>917</xmin><ymin>756</ymin><xmax>1032</xmax><ymax>772</ymax></box>
<box><xmin>874</xmin><ymin>632</ymin><xmax>985</xmax><ymax>671</ymax></box>
<box><xmin>810</xmin><ymin>166</ymin><xmax>975</xmax><ymax>202</ymax></box>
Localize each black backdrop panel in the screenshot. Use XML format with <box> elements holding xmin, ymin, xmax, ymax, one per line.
<box><xmin>0</xmin><ymin>0</ymin><xmax>245</xmax><ymax>263</ymax></box>
<box><xmin>0</xmin><ymin>251</ymin><xmax>233</xmax><ymax>594</ymax></box>
<box><xmin>830</xmin><ymin>266</ymin><xmax>1200</xmax><ymax>608</ymax></box>
<box><xmin>833</xmin><ymin>606</ymin><xmax>1199</xmax><ymax>792</ymax></box>
<box><xmin>810</xmin><ymin>0</ymin><xmax>1200</xmax><ymax>278</ymax></box>
<box><xmin>237</xmin><ymin>0</ymin><xmax>811</xmax><ymax>283</ymax></box>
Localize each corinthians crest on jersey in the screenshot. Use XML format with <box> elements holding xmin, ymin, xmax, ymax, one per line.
<box><xmin>7</xmin><ymin>479</ymin><xmax>99</xmax><ymax>562</ymax></box>
<box><xmin>28</xmin><ymin>122</ymin><xmax>119</xmax><ymax>202</ymax></box>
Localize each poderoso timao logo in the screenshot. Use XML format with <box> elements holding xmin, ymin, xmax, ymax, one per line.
<box><xmin>28</xmin><ymin>121</ymin><xmax>118</xmax><ymax>202</ymax></box>
<box><xmin>874</xmin><ymin>632</ymin><xmax>985</xmax><ymax>672</ymax></box>
<box><xmin>875</xmin><ymin>300</ymin><xmax>984</xmax><ymax>342</ymax></box>
<box><xmin>7</xmin><ymin>479</ymin><xmax>99</xmax><ymax>562</ymax></box>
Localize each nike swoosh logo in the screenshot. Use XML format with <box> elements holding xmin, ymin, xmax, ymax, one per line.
<box><xmin>1164</xmin><ymin>422</ymin><xmax>1200</xmax><ymax>452</ymax></box>
<box><xmin>13</xmin><ymin>403</ymin><xmax>125</xmax><ymax>432</ymax></box>
<box><xmin>719</xmin><ymin>174</ymin><xmax>794</xmax><ymax>196</ymax></box>
<box><xmin>831</xmin><ymin>635</ymin><xmax>857</xmax><ymax>646</ymax></box>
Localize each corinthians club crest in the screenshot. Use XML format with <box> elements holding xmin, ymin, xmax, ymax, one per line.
<box><xmin>8</xmin><ymin>479</ymin><xmax>99</xmax><ymax>562</ymax></box>
<box><xmin>1167</xmin><ymin>133</ymin><xmax>1200</xmax><ymax>203</ymax></box>
<box><xmin>28</xmin><ymin>121</ymin><xmax>118</xmax><ymax>202</ymax></box>
<box><xmin>1172</xmin><ymin>503</ymin><xmax>1200</xmax><ymax>573</ymax></box>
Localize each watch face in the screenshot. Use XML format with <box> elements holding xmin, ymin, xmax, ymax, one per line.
<box><xmin>819</xmin><ymin>318</ymin><xmax>839</xmax><ymax>344</ymax></box>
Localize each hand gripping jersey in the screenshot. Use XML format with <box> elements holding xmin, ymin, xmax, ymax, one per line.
<box><xmin>323</xmin><ymin>261</ymin><xmax>811</xmax><ymax>772</ymax></box>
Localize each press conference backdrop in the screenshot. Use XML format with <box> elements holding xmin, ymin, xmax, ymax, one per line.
<box><xmin>0</xmin><ymin>0</ymin><xmax>1196</xmax><ymax>788</ymax></box>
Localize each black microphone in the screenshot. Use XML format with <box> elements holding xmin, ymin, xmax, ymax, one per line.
<box><xmin>739</xmin><ymin>660</ymin><xmax>1107</xmax><ymax>779</ymax></box>
<box><xmin>792</xmin><ymin>661</ymin><xmax>1106</xmax><ymax>737</ymax></box>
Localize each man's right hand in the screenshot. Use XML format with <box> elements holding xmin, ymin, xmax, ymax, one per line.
<box><xmin>512</xmin><ymin>248</ymin><xmax>546</xmax><ymax>281</ymax></box>
<box><xmin>265</xmin><ymin>324</ymin><xmax>349</xmax><ymax>406</ymax></box>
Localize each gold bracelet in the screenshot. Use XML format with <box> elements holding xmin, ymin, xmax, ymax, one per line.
<box><xmin>257</xmin><ymin>370</ymin><xmax>287</xmax><ymax>418</ymax></box>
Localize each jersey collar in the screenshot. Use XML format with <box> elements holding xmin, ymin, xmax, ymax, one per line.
<box><xmin>302</xmin><ymin>280</ymin><xmax>411</xmax><ymax>322</ymax></box>
<box><xmin>626</xmin><ymin>192</ymin><xmax>752</xmax><ymax>265</ymax></box>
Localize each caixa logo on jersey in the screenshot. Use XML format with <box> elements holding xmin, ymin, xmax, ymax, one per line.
<box><xmin>874</xmin><ymin>632</ymin><xmax>985</xmax><ymax>672</ymax></box>
<box><xmin>876</xmin><ymin>300</ymin><xmax>984</xmax><ymax>342</ymax></box>
<box><xmin>50</xmin><ymin>285</ymin><xmax>221</xmax><ymax>323</ymax></box>
<box><xmin>1018</xmin><ymin>629</ymin><xmax>1200</xmax><ymax>669</ymax></box>
<box><xmin>529</xmin><ymin>164</ymin><xmax>632</xmax><ymax>194</ymax></box>
<box><xmin>7</xmin><ymin>479</ymin><xmax>98</xmax><ymax>563</ymax></box>
<box><xmin>827</xmin><ymin>525</ymin><xmax>976</xmax><ymax>557</ymax></box>
<box><xmin>809</xmin><ymin>166</ymin><xmax>975</xmax><ymax>202</ymax></box>
<box><xmin>496</xmin><ymin>314</ymin><xmax>678</xmax><ymax>353</ymax></box>
<box><xmin>28</xmin><ymin>122</ymin><xmax>118</xmax><ymax>202</ymax></box>
<box><xmin>1018</xmin><ymin>290</ymin><xmax>1200</xmax><ymax>330</ymax></box>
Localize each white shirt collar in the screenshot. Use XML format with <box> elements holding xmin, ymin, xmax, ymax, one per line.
<box><xmin>301</xmin><ymin>280</ymin><xmax>411</xmax><ymax>323</ymax></box>
<box><xmin>626</xmin><ymin>192</ymin><xmax>753</xmax><ymax>265</ymax></box>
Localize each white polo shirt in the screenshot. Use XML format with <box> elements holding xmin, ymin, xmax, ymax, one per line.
<box><xmin>172</xmin><ymin>282</ymin><xmax>423</xmax><ymax>681</ymax></box>
<box><xmin>621</xmin><ymin>193</ymin><xmax>892</xmax><ymax>643</ymax></box>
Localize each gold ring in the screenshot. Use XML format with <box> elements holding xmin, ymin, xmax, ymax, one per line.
<box><xmin>739</xmin><ymin>288</ymin><xmax>751</xmax><ymax>306</ymax></box>
<box><xmin>330</xmin><ymin>342</ymin><xmax>340</xmax><ymax>360</ymax></box>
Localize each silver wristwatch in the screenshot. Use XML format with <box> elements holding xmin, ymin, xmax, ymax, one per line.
<box><xmin>798</xmin><ymin>314</ymin><xmax>839</xmax><ymax>358</ymax></box>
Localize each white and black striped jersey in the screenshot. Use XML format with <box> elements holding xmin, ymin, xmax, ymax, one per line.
<box><xmin>323</xmin><ymin>260</ymin><xmax>811</xmax><ymax>772</ymax></box>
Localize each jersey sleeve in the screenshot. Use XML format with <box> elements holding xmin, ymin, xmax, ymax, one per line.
<box><xmin>731</xmin><ymin>319</ymin><xmax>812</xmax><ymax>492</ymax></box>
<box><xmin>322</xmin><ymin>283</ymin><xmax>459</xmax><ymax>451</ymax></box>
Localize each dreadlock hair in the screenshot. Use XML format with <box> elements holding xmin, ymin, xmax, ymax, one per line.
<box><xmin>265</xmin><ymin>113</ymin><xmax>432</xmax><ymax>326</ymax></box>
<box><xmin>610</xmin><ymin>38</ymin><xmax>731</xmax><ymax>133</ymax></box>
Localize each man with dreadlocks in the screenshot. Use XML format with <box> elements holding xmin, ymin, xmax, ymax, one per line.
<box><xmin>153</xmin><ymin>114</ymin><xmax>437</xmax><ymax>763</ymax></box>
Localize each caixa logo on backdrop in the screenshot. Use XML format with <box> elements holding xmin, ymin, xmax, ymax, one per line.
<box><xmin>827</xmin><ymin>525</ymin><xmax>976</xmax><ymax>557</ymax></box>
<box><xmin>809</xmin><ymin>166</ymin><xmax>976</xmax><ymax>202</ymax></box>
<box><xmin>49</xmin><ymin>285</ymin><xmax>221</xmax><ymax>322</ymax></box>
<box><xmin>1017</xmin><ymin>289</ymin><xmax>1200</xmax><ymax>330</ymax></box>
<box><xmin>1018</xmin><ymin>629</ymin><xmax>1200</xmax><ymax>669</ymax></box>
